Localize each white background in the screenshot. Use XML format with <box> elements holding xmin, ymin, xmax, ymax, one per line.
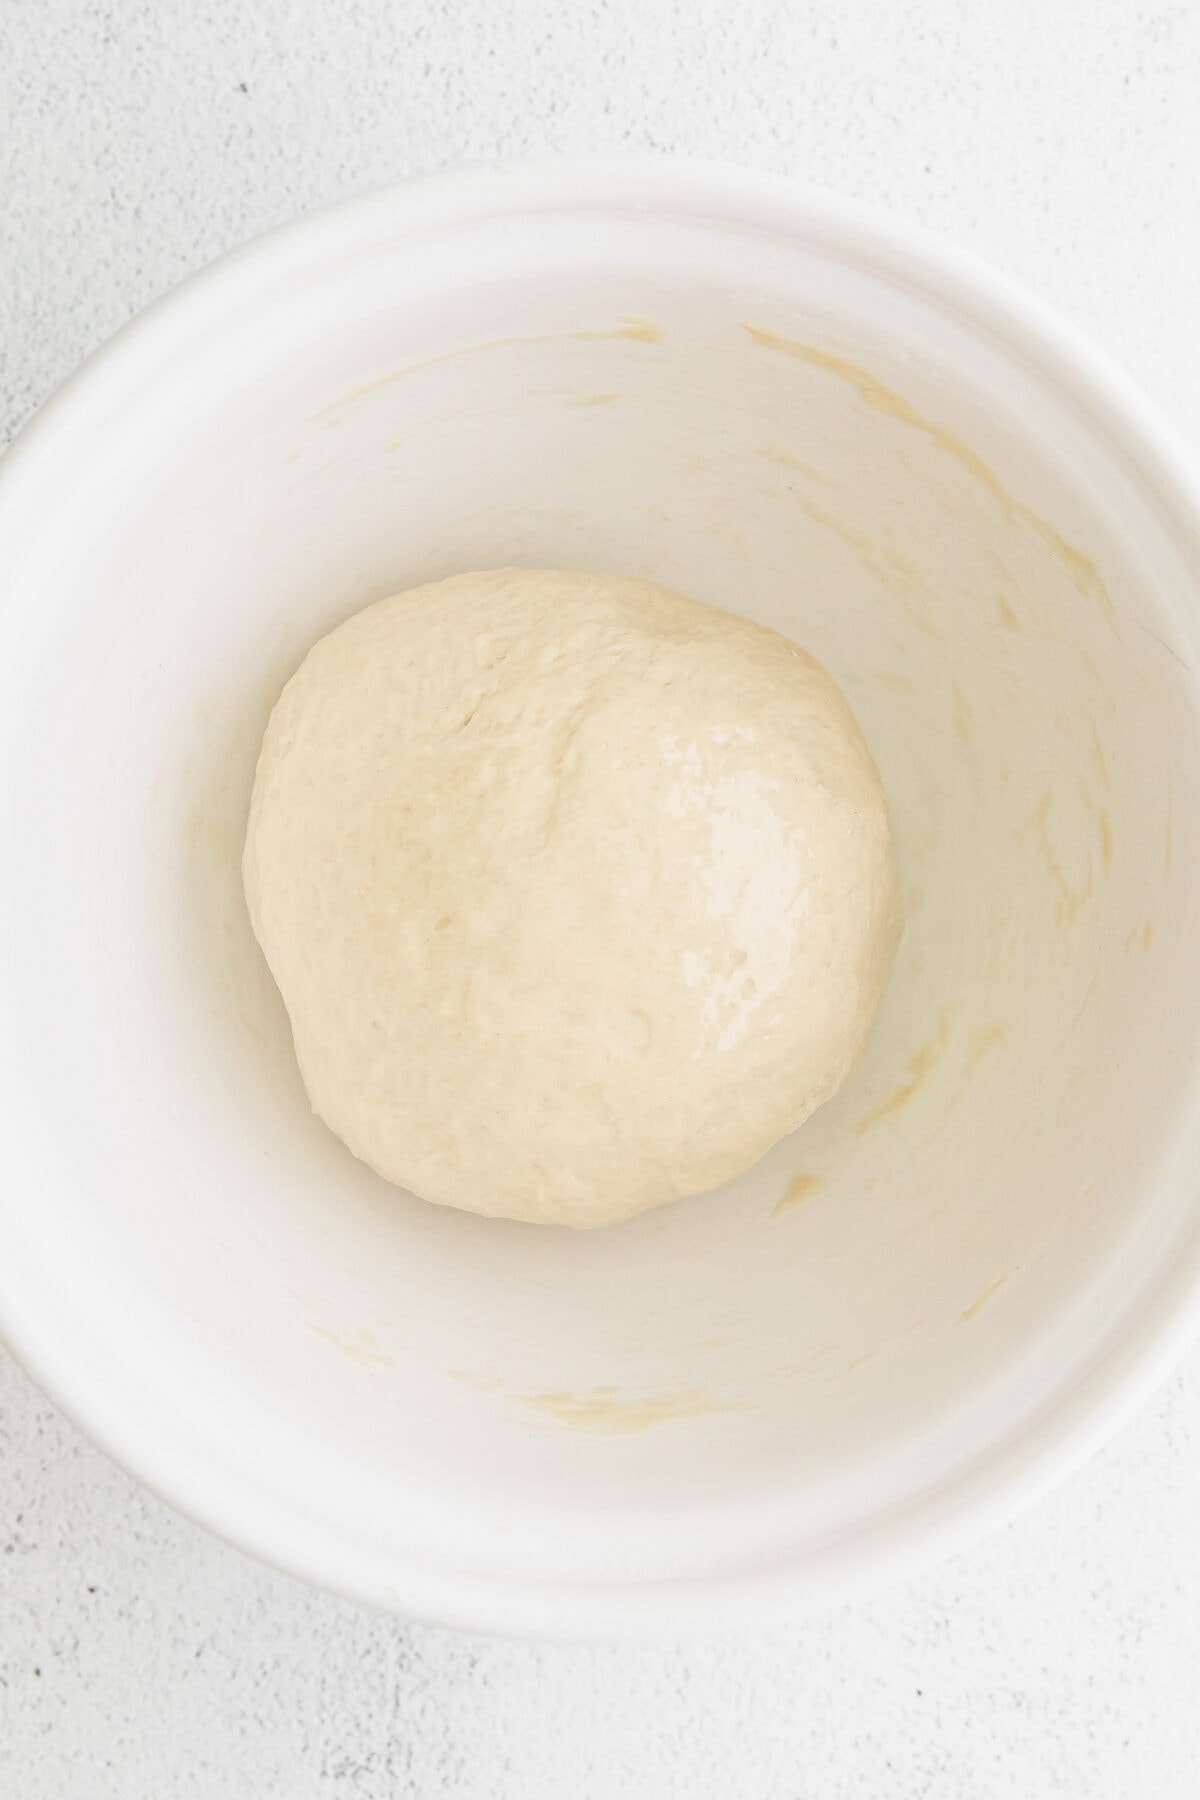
<box><xmin>3</xmin><ymin>2</ymin><xmax>1200</xmax><ymax>1794</ymax></box>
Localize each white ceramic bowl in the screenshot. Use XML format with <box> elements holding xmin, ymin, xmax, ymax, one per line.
<box><xmin>3</xmin><ymin>160</ymin><xmax>1200</xmax><ymax>1638</ymax></box>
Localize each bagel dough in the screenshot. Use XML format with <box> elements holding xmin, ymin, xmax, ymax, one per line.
<box><xmin>244</xmin><ymin>569</ymin><xmax>895</xmax><ymax>1227</ymax></box>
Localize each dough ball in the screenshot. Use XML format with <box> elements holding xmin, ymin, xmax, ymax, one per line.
<box><xmin>244</xmin><ymin>569</ymin><xmax>894</xmax><ymax>1227</ymax></box>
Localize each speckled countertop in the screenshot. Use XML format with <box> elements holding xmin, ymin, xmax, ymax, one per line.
<box><xmin>3</xmin><ymin>3</ymin><xmax>1200</xmax><ymax>1794</ymax></box>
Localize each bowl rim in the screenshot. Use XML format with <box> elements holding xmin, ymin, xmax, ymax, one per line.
<box><xmin>3</xmin><ymin>154</ymin><xmax>1200</xmax><ymax>1639</ymax></box>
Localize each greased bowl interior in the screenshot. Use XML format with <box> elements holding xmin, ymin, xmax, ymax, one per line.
<box><xmin>2</xmin><ymin>164</ymin><xmax>1200</xmax><ymax>1635</ymax></box>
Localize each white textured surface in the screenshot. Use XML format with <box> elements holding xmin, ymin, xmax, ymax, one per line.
<box><xmin>3</xmin><ymin>1</ymin><xmax>1200</xmax><ymax>1793</ymax></box>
